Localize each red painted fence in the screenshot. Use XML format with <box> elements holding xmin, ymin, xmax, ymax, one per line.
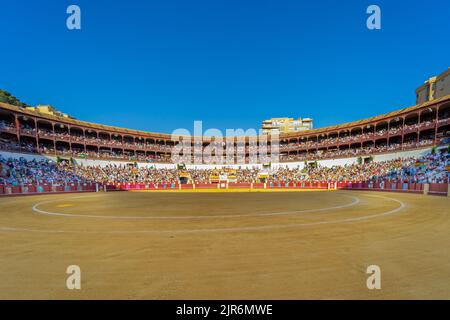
<box><xmin>2</xmin><ymin>181</ymin><xmax>448</xmax><ymax>196</ymax></box>
<box><xmin>0</xmin><ymin>183</ymin><xmax>97</xmax><ymax>196</ymax></box>
<box><xmin>429</xmin><ymin>183</ymin><xmax>449</xmax><ymax>196</ymax></box>
<box><xmin>107</xmin><ymin>182</ymin><xmax>333</xmax><ymax>191</ymax></box>
<box><xmin>340</xmin><ymin>181</ymin><xmax>449</xmax><ymax>196</ymax></box>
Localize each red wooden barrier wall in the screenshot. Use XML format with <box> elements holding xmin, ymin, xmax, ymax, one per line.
<box><xmin>341</xmin><ymin>181</ymin><xmax>447</xmax><ymax>195</ymax></box>
<box><xmin>2</xmin><ymin>181</ymin><xmax>447</xmax><ymax>196</ymax></box>
<box><xmin>253</xmin><ymin>183</ymin><xmax>265</xmax><ymax>189</ymax></box>
<box><xmin>195</xmin><ymin>183</ymin><xmax>217</xmax><ymax>189</ymax></box>
<box><xmin>429</xmin><ymin>183</ymin><xmax>448</xmax><ymax>195</ymax></box>
<box><xmin>228</xmin><ymin>182</ymin><xmax>251</xmax><ymax>188</ymax></box>
<box><xmin>0</xmin><ymin>183</ymin><xmax>97</xmax><ymax>196</ymax></box>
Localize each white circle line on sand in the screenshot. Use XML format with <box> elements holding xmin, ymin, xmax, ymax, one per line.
<box><xmin>0</xmin><ymin>194</ymin><xmax>406</xmax><ymax>234</ymax></box>
<box><xmin>31</xmin><ymin>194</ymin><xmax>361</xmax><ymax>220</ymax></box>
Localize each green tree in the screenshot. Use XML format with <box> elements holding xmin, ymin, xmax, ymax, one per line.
<box><xmin>0</xmin><ymin>89</ymin><xmax>31</xmax><ymax>108</ymax></box>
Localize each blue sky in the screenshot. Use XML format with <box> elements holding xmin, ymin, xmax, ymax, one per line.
<box><xmin>0</xmin><ymin>0</ymin><xmax>449</xmax><ymax>134</ymax></box>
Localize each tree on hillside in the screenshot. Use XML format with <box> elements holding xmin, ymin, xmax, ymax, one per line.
<box><xmin>0</xmin><ymin>89</ymin><xmax>31</xmax><ymax>108</ymax></box>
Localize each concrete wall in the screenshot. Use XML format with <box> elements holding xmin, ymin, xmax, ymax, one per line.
<box><xmin>371</xmin><ymin>148</ymin><xmax>432</xmax><ymax>162</ymax></box>
<box><xmin>435</xmin><ymin>69</ymin><xmax>450</xmax><ymax>100</ymax></box>
<box><xmin>416</xmin><ymin>85</ymin><xmax>429</xmax><ymax>105</ymax></box>
<box><xmin>0</xmin><ymin>151</ymin><xmax>54</xmax><ymax>162</ymax></box>
<box><xmin>416</xmin><ymin>68</ymin><xmax>450</xmax><ymax>104</ymax></box>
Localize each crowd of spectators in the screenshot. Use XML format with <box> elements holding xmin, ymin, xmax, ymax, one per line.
<box><xmin>379</xmin><ymin>152</ymin><xmax>449</xmax><ymax>184</ymax></box>
<box><xmin>279</xmin><ymin>129</ymin><xmax>435</xmax><ymax>151</ymax></box>
<box><xmin>279</xmin><ymin>139</ymin><xmax>434</xmax><ymax>162</ymax></box>
<box><xmin>74</xmin><ymin>164</ymin><xmax>179</xmax><ymax>184</ymax></box>
<box><xmin>1</xmin><ymin>150</ymin><xmax>448</xmax><ymax>186</ymax></box>
<box><xmin>274</xmin><ymin>151</ymin><xmax>449</xmax><ymax>184</ymax></box>
<box><xmin>0</xmin><ymin>155</ymin><xmax>88</xmax><ymax>185</ymax></box>
<box><xmin>0</xmin><ymin>135</ymin><xmax>439</xmax><ymax>164</ymax></box>
<box><xmin>0</xmin><ymin>120</ymin><xmax>16</xmax><ymax>131</ymax></box>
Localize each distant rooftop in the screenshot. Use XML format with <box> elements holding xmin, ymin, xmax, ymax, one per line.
<box><xmin>25</xmin><ymin>105</ymin><xmax>73</xmax><ymax>119</ymax></box>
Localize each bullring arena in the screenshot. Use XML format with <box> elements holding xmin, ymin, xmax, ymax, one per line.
<box><xmin>1</xmin><ymin>90</ymin><xmax>450</xmax><ymax>299</ymax></box>
<box><xmin>0</xmin><ymin>189</ymin><xmax>450</xmax><ymax>299</ymax></box>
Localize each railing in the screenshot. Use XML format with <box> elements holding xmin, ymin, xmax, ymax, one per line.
<box><xmin>2</xmin><ymin>181</ymin><xmax>448</xmax><ymax>196</ymax></box>
<box><xmin>0</xmin><ymin>183</ymin><xmax>97</xmax><ymax>196</ymax></box>
<box><xmin>339</xmin><ymin>181</ymin><xmax>449</xmax><ymax>196</ymax></box>
<box><xmin>106</xmin><ymin>181</ymin><xmax>334</xmax><ymax>191</ymax></box>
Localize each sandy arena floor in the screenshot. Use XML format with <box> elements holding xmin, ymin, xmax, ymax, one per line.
<box><xmin>0</xmin><ymin>190</ymin><xmax>449</xmax><ymax>299</ymax></box>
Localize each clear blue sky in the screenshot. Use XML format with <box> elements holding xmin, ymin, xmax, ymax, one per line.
<box><xmin>0</xmin><ymin>0</ymin><xmax>449</xmax><ymax>134</ymax></box>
